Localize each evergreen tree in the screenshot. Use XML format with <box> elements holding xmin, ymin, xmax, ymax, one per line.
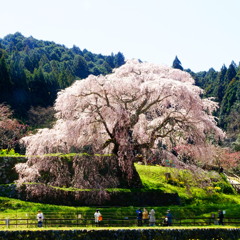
<box><xmin>202</xmin><ymin>68</ymin><xmax>217</xmax><ymax>97</ymax></box>
<box><xmin>0</xmin><ymin>49</ymin><xmax>12</xmax><ymax>102</ymax></box>
<box><xmin>114</xmin><ymin>52</ymin><xmax>125</xmax><ymax>68</ymax></box>
<box><xmin>172</xmin><ymin>56</ymin><xmax>183</xmax><ymax>70</ymax></box>
<box><xmin>224</xmin><ymin>61</ymin><xmax>237</xmax><ymax>89</ymax></box>
<box><xmin>213</xmin><ymin>65</ymin><xmax>227</xmax><ymax>102</ymax></box>
<box><xmin>73</xmin><ymin>55</ymin><xmax>89</xmax><ymax>79</ymax></box>
<box><xmin>0</xmin><ymin>32</ymin><xmax>125</xmax><ymax>120</ymax></box>
<box><xmin>29</xmin><ymin>68</ymin><xmax>50</xmax><ymax>107</ymax></box>
<box><xmin>71</xmin><ymin>45</ymin><xmax>82</xmax><ymax>55</ymax></box>
<box><xmin>220</xmin><ymin>78</ymin><xmax>238</xmax><ymax>114</ymax></box>
<box><xmin>106</xmin><ymin>53</ymin><xmax>115</xmax><ymax>68</ymax></box>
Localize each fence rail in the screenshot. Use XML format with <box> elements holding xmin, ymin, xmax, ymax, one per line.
<box><xmin>1</xmin><ymin>217</ymin><xmax>240</xmax><ymax>228</ymax></box>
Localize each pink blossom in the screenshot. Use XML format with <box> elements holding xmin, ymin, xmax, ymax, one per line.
<box><xmin>18</xmin><ymin>60</ymin><xmax>225</xmax><ymax>184</ymax></box>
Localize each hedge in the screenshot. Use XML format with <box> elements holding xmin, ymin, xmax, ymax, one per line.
<box><xmin>17</xmin><ymin>184</ymin><xmax>180</xmax><ymax>206</ymax></box>
<box><xmin>0</xmin><ymin>228</ymin><xmax>240</xmax><ymax>240</ymax></box>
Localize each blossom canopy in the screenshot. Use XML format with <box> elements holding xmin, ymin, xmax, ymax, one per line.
<box><xmin>21</xmin><ymin>59</ymin><xmax>225</xmax><ymax>156</ymax></box>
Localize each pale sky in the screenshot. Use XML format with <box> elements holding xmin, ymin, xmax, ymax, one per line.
<box><xmin>1</xmin><ymin>0</ymin><xmax>240</xmax><ymax>72</ymax></box>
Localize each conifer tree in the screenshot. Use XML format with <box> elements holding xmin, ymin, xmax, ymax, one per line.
<box><xmin>0</xmin><ymin>49</ymin><xmax>12</xmax><ymax>102</ymax></box>
<box><xmin>172</xmin><ymin>56</ymin><xmax>183</xmax><ymax>70</ymax></box>
<box><xmin>213</xmin><ymin>65</ymin><xmax>227</xmax><ymax>102</ymax></box>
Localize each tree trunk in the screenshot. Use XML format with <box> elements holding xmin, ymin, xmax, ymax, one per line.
<box><xmin>112</xmin><ymin>116</ymin><xmax>143</xmax><ymax>188</ymax></box>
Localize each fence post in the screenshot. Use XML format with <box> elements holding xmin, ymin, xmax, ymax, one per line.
<box><xmin>5</xmin><ymin>219</ymin><xmax>9</xmax><ymax>228</ymax></box>
<box><xmin>77</xmin><ymin>214</ymin><xmax>81</xmax><ymax>227</ymax></box>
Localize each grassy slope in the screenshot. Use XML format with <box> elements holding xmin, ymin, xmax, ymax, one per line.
<box><xmin>0</xmin><ymin>164</ymin><xmax>240</xmax><ymax>219</ymax></box>
<box><xmin>136</xmin><ymin>164</ymin><xmax>237</xmax><ymax>203</ymax></box>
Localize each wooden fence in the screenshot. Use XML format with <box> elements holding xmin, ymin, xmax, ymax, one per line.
<box><xmin>1</xmin><ymin>217</ymin><xmax>240</xmax><ymax>228</ymax></box>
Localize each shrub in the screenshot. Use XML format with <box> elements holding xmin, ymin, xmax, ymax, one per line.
<box><xmin>213</xmin><ymin>182</ymin><xmax>235</xmax><ymax>194</ymax></box>
<box><xmin>1</xmin><ymin>229</ymin><xmax>240</xmax><ymax>240</ymax></box>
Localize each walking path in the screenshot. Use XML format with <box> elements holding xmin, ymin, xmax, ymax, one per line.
<box><xmin>224</xmin><ymin>173</ymin><xmax>240</xmax><ymax>192</ymax></box>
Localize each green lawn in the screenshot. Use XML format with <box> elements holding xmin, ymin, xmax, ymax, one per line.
<box><xmin>0</xmin><ymin>164</ymin><xmax>240</xmax><ymax>221</ymax></box>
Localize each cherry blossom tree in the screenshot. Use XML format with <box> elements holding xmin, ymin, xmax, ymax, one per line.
<box><xmin>209</xmin><ymin>146</ymin><xmax>240</xmax><ymax>171</ymax></box>
<box><xmin>174</xmin><ymin>143</ymin><xmax>240</xmax><ymax>173</ymax></box>
<box><xmin>0</xmin><ymin>104</ymin><xmax>27</xmax><ymax>150</ymax></box>
<box><xmin>17</xmin><ymin>60</ymin><xmax>225</xmax><ymax>187</ymax></box>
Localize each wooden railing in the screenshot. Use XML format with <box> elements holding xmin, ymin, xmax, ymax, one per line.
<box><xmin>1</xmin><ymin>217</ymin><xmax>240</xmax><ymax>228</ymax></box>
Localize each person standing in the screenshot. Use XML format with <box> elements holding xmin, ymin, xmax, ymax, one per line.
<box><xmin>142</xmin><ymin>208</ymin><xmax>149</xmax><ymax>225</ymax></box>
<box><xmin>149</xmin><ymin>209</ymin><xmax>156</xmax><ymax>226</ymax></box>
<box><xmin>166</xmin><ymin>210</ymin><xmax>173</xmax><ymax>226</ymax></box>
<box><xmin>37</xmin><ymin>210</ymin><xmax>44</xmax><ymax>227</ymax></box>
<box><xmin>218</xmin><ymin>210</ymin><xmax>224</xmax><ymax>225</ymax></box>
<box><xmin>136</xmin><ymin>208</ymin><xmax>143</xmax><ymax>226</ymax></box>
<box><xmin>94</xmin><ymin>209</ymin><xmax>102</xmax><ymax>226</ymax></box>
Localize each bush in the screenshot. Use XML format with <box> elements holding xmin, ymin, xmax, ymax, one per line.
<box><xmin>1</xmin><ymin>228</ymin><xmax>240</xmax><ymax>240</ymax></box>
<box><xmin>0</xmin><ymin>156</ymin><xmax>26</xmax><ymax>184</ymax></box>
<box><xmin>213</xmin><ymin>182</ymin><xmax>235</xmax><ymax>194</ymax></box>
<box><xmin>16</xmin><ymin>183</ymin><xmax>180</xmax><ymax>206</ymax></box>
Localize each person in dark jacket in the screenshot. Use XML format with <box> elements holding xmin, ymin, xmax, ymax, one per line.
<box><xmin>136</xmin><ymin>208</ymin><xmax>143</xmax><ymax>226</ymax></box>
<box><xmin>218</xmin><ymin>210</ymin><xmax>224</xmax><ymax>225</ymax></box>
<box><xmin>166</xmin><ymin>210</ymin><xmax>173</xmax><ymax>226</ymax></box>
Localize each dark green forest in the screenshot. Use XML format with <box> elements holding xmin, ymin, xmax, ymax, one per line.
<box><xmin>173</xmin><ymin>56</ymin><xmax>240</xmax><ymax>148</ymax></box>
<box><xmin>0</xmin><ymin>32</ymin><xmax>125</xmax><ymax>120</ymax></box>
<box><xmin>0</xmin><ymin>33</ymin><xmax>239</xmax><ymax>150</ymax></box>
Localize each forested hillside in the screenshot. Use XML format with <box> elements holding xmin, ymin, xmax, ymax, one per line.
<box><xmin>173</xmin><ymin>57</ymin><xmax>240</xmax><ymax>149</ymax></box>
<box><xmin>1</xmin><ymin>37</ymin><xmax>240</xmax><ymax>201</ymax></box>
<box><xmin>0</xmin><ymin>33</ymin><xmax>239</xmax><ymax>151</ymax></box>
<box><xmin>0</xmin><ymin>32</ymin><xmax>125</xmax><ymax>119</ymax></box>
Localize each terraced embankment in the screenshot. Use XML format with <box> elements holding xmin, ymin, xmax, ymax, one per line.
<box><xmin>1</xmin><ymin>227</ymin><xmax>240</xmax><ymax>240</ymax></box>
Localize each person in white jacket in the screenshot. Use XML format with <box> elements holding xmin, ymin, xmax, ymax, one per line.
<box><xmin>149</xmin><ymin>209</ymin><xmax>156</xmax><ymax>226</ymax></box>
<box><xmin>94</xmin><ymin>209</ymin><xmax>102</xmax><ymax>226</ymax></box>
<box><xmin>37</xmin><ymin>210</ymin><xmax>44</xmax><ymax>227</ymax></box>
